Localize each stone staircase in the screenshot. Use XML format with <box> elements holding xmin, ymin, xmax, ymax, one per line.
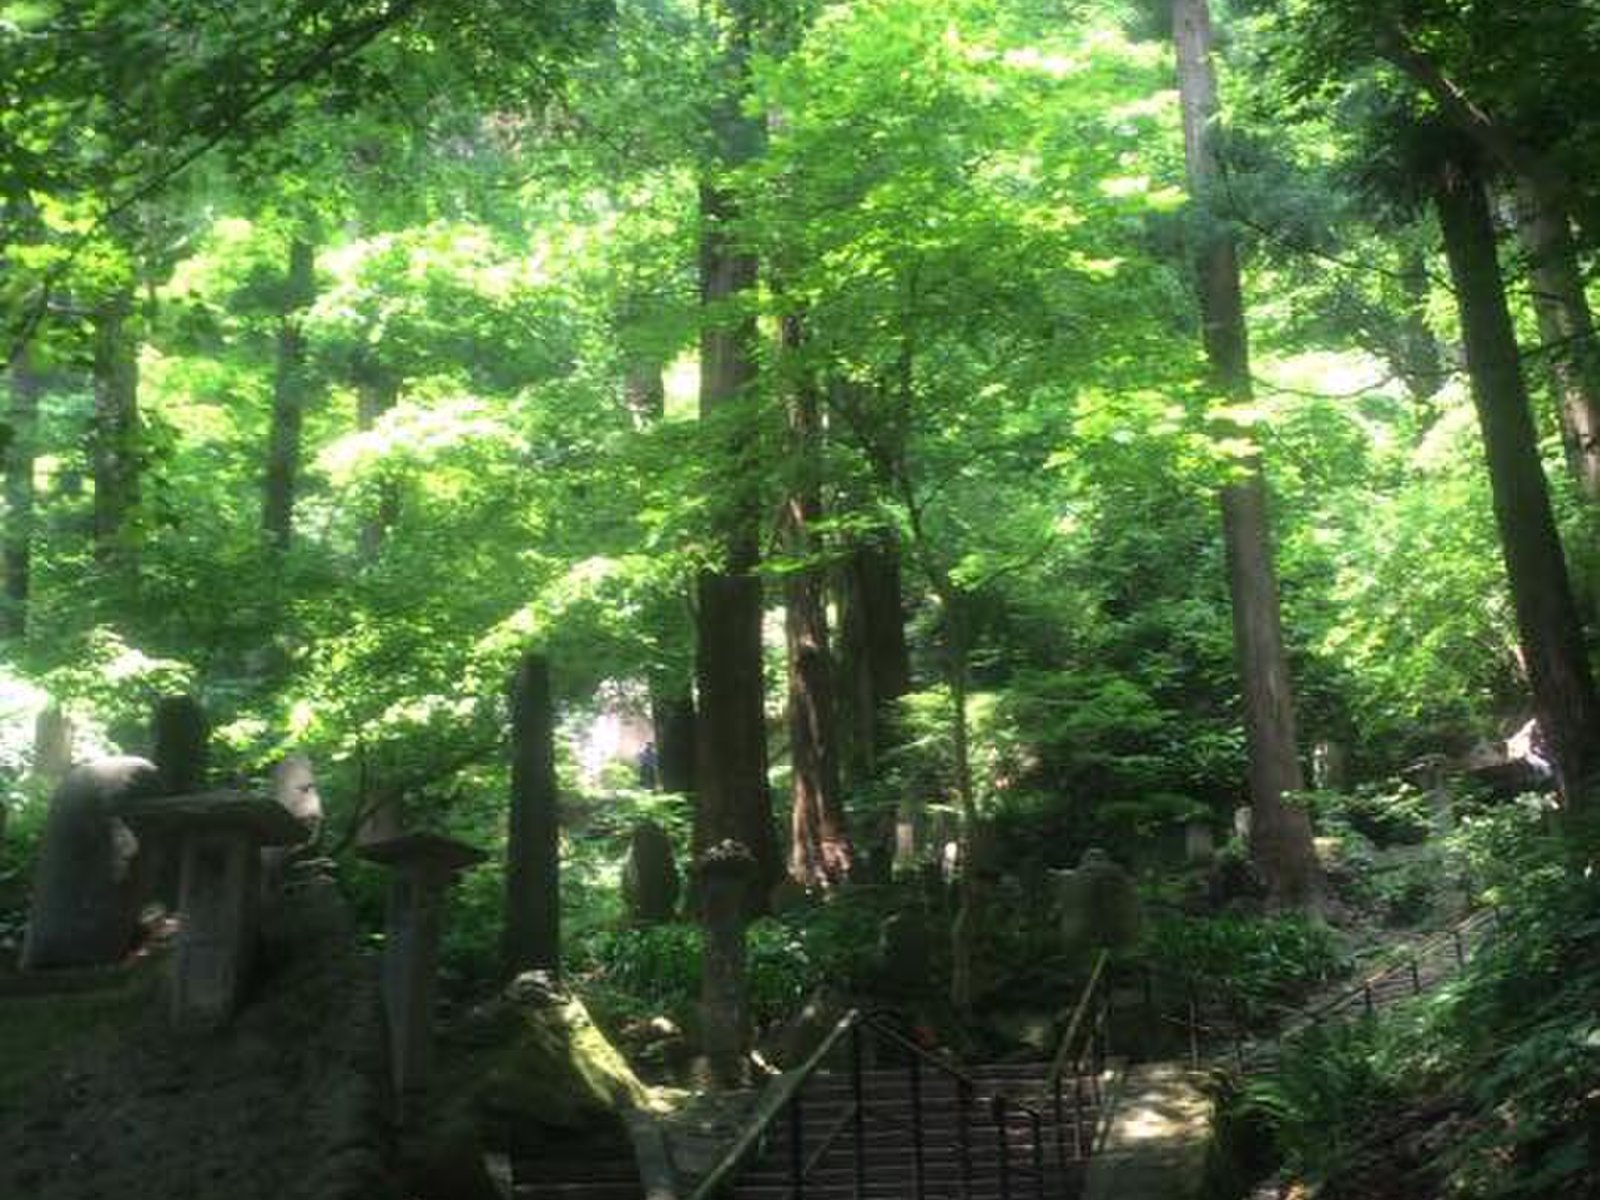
<box><xmin>509</xmin><ymin>1056</ymin><xmax>1096</xmax><ymax>1200</ymax></box>
<box><xmin>728</xmin><ymin>1061</ymin><xmax>1085</xmax><ymax>1200</ymax></box>
<box><xmin>511</xmin><ymin>1121</ymin><xmax>649</xmax><ymax>1200</ymax></box>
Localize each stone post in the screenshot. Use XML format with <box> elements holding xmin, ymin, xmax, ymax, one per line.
<box><xmin>1184</xmin><ymin>819</ymin><xmax>1216</xmax><ymax>863</ymax></box>
<box><xmin>359</xmin><ymin>832</ymin><xmax>486</xmax><ymax>1111</ymax></box>
<box><xmin>32</xmin><ymin>703</ymin><xmax>74</xmax><ymax>789</ymax></box>
<box><xmin>146</xmin><ymin>695</ymin><xmax>210</xmax><ymax>908</ymax></box>
<box><xmin>504</xmin><ymin>652</ymin><xmax>560</xmax><ymax>980</ymax></box>
<box><xmin>116</xmin><ymin>790</ymin><xmax>305</xmax><ymax>1029</ymax></box>
<box><xmin>696</xmin><ymin>840</ymin><xmax>756</xmax><ymax>1090</ymax></box>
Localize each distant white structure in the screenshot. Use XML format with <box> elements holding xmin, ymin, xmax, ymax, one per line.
<box><xmin>572</xmin><ymin>680</ymin><xmax>653</xmax><ymax>787</ymax></box>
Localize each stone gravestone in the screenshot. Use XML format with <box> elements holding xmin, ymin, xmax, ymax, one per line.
<box><xmin>1053</xmin><ymin>848</ymin><xmax>1141</xmax><ymax>956</ymax></box>
<box><xmin>874</xmin><ymin>909</ymin><xmax>933</xmax><ymax>1000</ymax></box>
<box><xmin>20</xmin><ymin>757</ymin><xmax>160</xmax><ymax>970</ymax></box>
<box><xmin>32</xmin><ymin>703</ymin><xmax>74</xmax><ymax>789</ymax></box>
<box><xmin>620</xmin><ymin>819</ymin><xmax>679</xmax><ymax>924</ymax></box>
<box><xmin>1184</xmin><ymin>820</ymin><xmax>1216</xmax><ymax>863</ymax></box>
<box><xmin>272</xmin><ymin>753</ymin><xmax>323</xmax><ymax>831</ymax></box>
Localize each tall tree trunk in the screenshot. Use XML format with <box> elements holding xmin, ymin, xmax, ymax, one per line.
<box><xmin>838</xmin><ymin>533</ymin><xmax>912</xmax><ymax>784</ymax></box>
<box><xmin>694</xmin><ymin>0</ymin><xmax>777</xmax><ymax>899</ymax></box>
<box><xmin>1514</xmin><ymin>182</ymin><xmax>1600</xmax><ymax>503</ymax></box>
<box><xmin>505</xmin><ymin>651</ymin><xmax>561</xmax><ymax>979</ymax></box>
<box><xmin>263</xmin><ymin>238</ymin><xmax>317</xmax><ymax>551</ymax></box>
<box><xmin>357</xmin><ymin>370</ymin><xmax>400</xmax><ymax>559</ymax></box>
<box><xmin>781</xmin><ymin>316</ymin><xmax>850</xmax><ymax>888</ymax></box>
<box><xmin>1374</xmin><ymin>22</ymin><xmax>1578</xmax><ymax>236</ymax></box>
<box><xmin>3</xmin><ymin>347</ymin><xmax>40</xmax><ymax>639</ymax></box>
<box><xmin>91</xmin><ymin>291</ymin><xmax>140</xmax><ymax>565</ymax></box>
<box><xmin>1173</xmin><ymin>0</ymin><xmax>1322</xmax><ymax>908</ymax></box>
<box><xmin>1433</xmin><ymin>156</ymin><xmax>1600</xmax><ymax>808</ymax></box>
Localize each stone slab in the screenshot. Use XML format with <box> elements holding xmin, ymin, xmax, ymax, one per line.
<box><xmin>1083</xmin><ymin>1061</ymin><xmax>1211</xmax><ymax>1200</ymax></box>
<box><xmin>114</xmin><ymin>790</ymin><xmax>308</xmax><ymax>846</ymax></box>
<box><xmin>358</xmin><ymin>831</ymin><xmax>487</xmax><ymax>873</ymax></box>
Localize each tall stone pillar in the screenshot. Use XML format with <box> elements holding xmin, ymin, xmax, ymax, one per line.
<box><xmin>359</xmin><ymin>832</ymin><xmax>486</xmax><ymax>1115</ymax></box>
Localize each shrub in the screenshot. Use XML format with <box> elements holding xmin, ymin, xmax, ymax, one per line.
<box><xmin>1140</xmin><ymin>912</ymin><xmax>1346</xmax><ymax>1021</ymax></box>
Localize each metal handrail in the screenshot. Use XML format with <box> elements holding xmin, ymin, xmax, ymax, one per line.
<box><xmin>862</xmin><ymin>1011</ymin><xmax>1049</xmax><ymax>1125</ymax></box>
<box><xmin>1047</xmin><ymin>949</ymin><xmax>1109</xmax><ymax>1088</ymax></box>
<box><xmin>688</xmin><ymin>1010</ymin><xmax>865</xmax><ymax>1200</ymax></box>
<box><xmin>690</xmin><ymin>1005</ymin><xmax>1059</xmax><ymax>1200</ymax></box>
<box><xmin>1132</xmin><ymin>905</ymin><xmax>1498</xmax><ymax>1070</ymax></box>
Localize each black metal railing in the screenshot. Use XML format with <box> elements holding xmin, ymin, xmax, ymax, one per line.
<box><xmin>1044</xmin><ymin>949</ymin><xmax>1113</xmax><ymax>1173</ymax></box>
<box><xmin>690</xmin><ymin>1006</ymin><xmax>1066</xmax><ymax>1200</ymax></box>
<box><xmin>1128</xmin><ymin>906</ymin><xmax>1499</xmax><ymax>1072</ymax></box>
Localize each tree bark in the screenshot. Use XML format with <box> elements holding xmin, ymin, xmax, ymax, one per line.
<box><xmin>946</xmin><ymin>614</ymin><xmax>979</xmax><ymax>1013</ymax></box>
<box><xmin>694</xmin><ymin>0</ymin><xmax>777</xmax><ymax>900</ymax></box>
<box><xmin>1433</xmin><ymin>156</ymin><xmax>1600</xmax><ymax>807</ymax></box>
<box><xmin>505</xmin><ymin>651</ymin><xmax>561</xmax><ymax>979</ymax></box>
<box><xmin>263</xmin><ymin>238</ymin><xmax>317</xmax><ymax>551</ymax></box>
<box><xmin>1513</xmin><ymin>181</ymin><xmax>1600</xmax><ymax>503</ymax></box>
<box><xmin>781</xmin><ymin>316</ymin><xmax>850</xmax><ymax>888</ymax></box>
<box><xmin>91</xmin><ymin>291</ymin><xmax>141</xmax><ymax>565</ymax></box>
<box><xmin>1173</xmin><ymin>0</ymin><xmax>1322</xmax><ymax>908</ymax></box>
<box><xmin>3</xmin><ymin>346</ymin><xmax>40</xmax><ymax>639</ymax></box>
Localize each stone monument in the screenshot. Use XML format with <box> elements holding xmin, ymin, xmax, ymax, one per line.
<box><xmin>115</xmin><ymin>789</ymin><xmax>307</xmax><ymax>1029</ymax></box>
<box><xmin>1053</xmin><ymin>847</ymin><xmax>1141</xmax><ymax>955</ymax></box>
<box><xmin>620</xmin><ymin>820</ymin><xmax>679</xmax><ymax>924</ymax></box>
<box><xmin>20</xmin><ymin>757</ymin><xmax>159</xmax><ymax>970</ymax></box>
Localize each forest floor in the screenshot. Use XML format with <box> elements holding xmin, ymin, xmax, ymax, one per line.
<box><xmin>0</xmin><ymin>881</ymin><xmax>388</xmax><ymax>1200</ymax></box>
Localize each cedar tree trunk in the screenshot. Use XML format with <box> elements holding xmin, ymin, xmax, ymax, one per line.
<box><xmin>1173</xmin><ymin>0</ymin><xmax>1322</xmax><ymax>907</ymax></box>
<box><xmin>694</xmin><ymin>0</ymin><xmax>778</xmax><ymax>897</ymax></box>
<box><xmin>1434</xmin><ymin>156</ymin><xmax>1600</xmax><ymax>807</ymax></box>
<box><xmin>92</xmin><ymin>292</ymin><xmax>141</xmax><ymax>565</ymax></box>
<box><xmin>1514</xmin><ymin>181</ymin><xmax>1600</xmax><ymax>503</ymax></box>
<box><xmin>781</xmin><ymin>315</ymin><xmax>850</xmax><ymax>887</ymax></box>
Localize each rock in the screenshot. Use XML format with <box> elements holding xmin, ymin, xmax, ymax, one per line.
<box><xmin>620</xmin><ymin>820</ymin><xmax>679</xmax><ymax>924</ymax></box>
<box><xmin>20</xmin><ymin>758</ymin><xmax>159</xmax><ymax>970</ymax></box>
<box><xmin>468</xmin><ymin>978</ymin><xmax>654</xmax><ymax>1129</ymax></box>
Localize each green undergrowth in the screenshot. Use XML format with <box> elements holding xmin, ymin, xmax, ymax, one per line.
<box><xmin>1140</xmin><ymin>910</ymin><xmax>1348</xmax><ymax>1025</ymax></box>
<box><xmin>1221</xmin><ymin>800</ymin><xmax>1600</xmax><ymax>1199</ymax></box>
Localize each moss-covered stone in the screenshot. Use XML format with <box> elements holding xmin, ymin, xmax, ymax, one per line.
<box><xmin>474</xmin><ymin>978</ymin><xmax>655</xmax><ymax>1126</ymax></box>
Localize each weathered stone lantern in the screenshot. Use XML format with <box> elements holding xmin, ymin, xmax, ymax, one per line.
<box><xmin>115</xmin><ymin>789</ymin><xmax>308</xmax><ymax>1029</ymax></box>
<box><xmin>358</xmin><ymin>832</ymin><xmax>487</xmax><ymax>1110</ymax></box>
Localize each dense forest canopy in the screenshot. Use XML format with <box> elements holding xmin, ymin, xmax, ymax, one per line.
<box><xmin>5</xmin><ymin>0</ymin><xmax>1600</xmax><ymax>1197</ymax></box>
<box><xmin>4</xmin><ymin>0</ymin><xmax>1597</xmax><ymax>835</ymax></box>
